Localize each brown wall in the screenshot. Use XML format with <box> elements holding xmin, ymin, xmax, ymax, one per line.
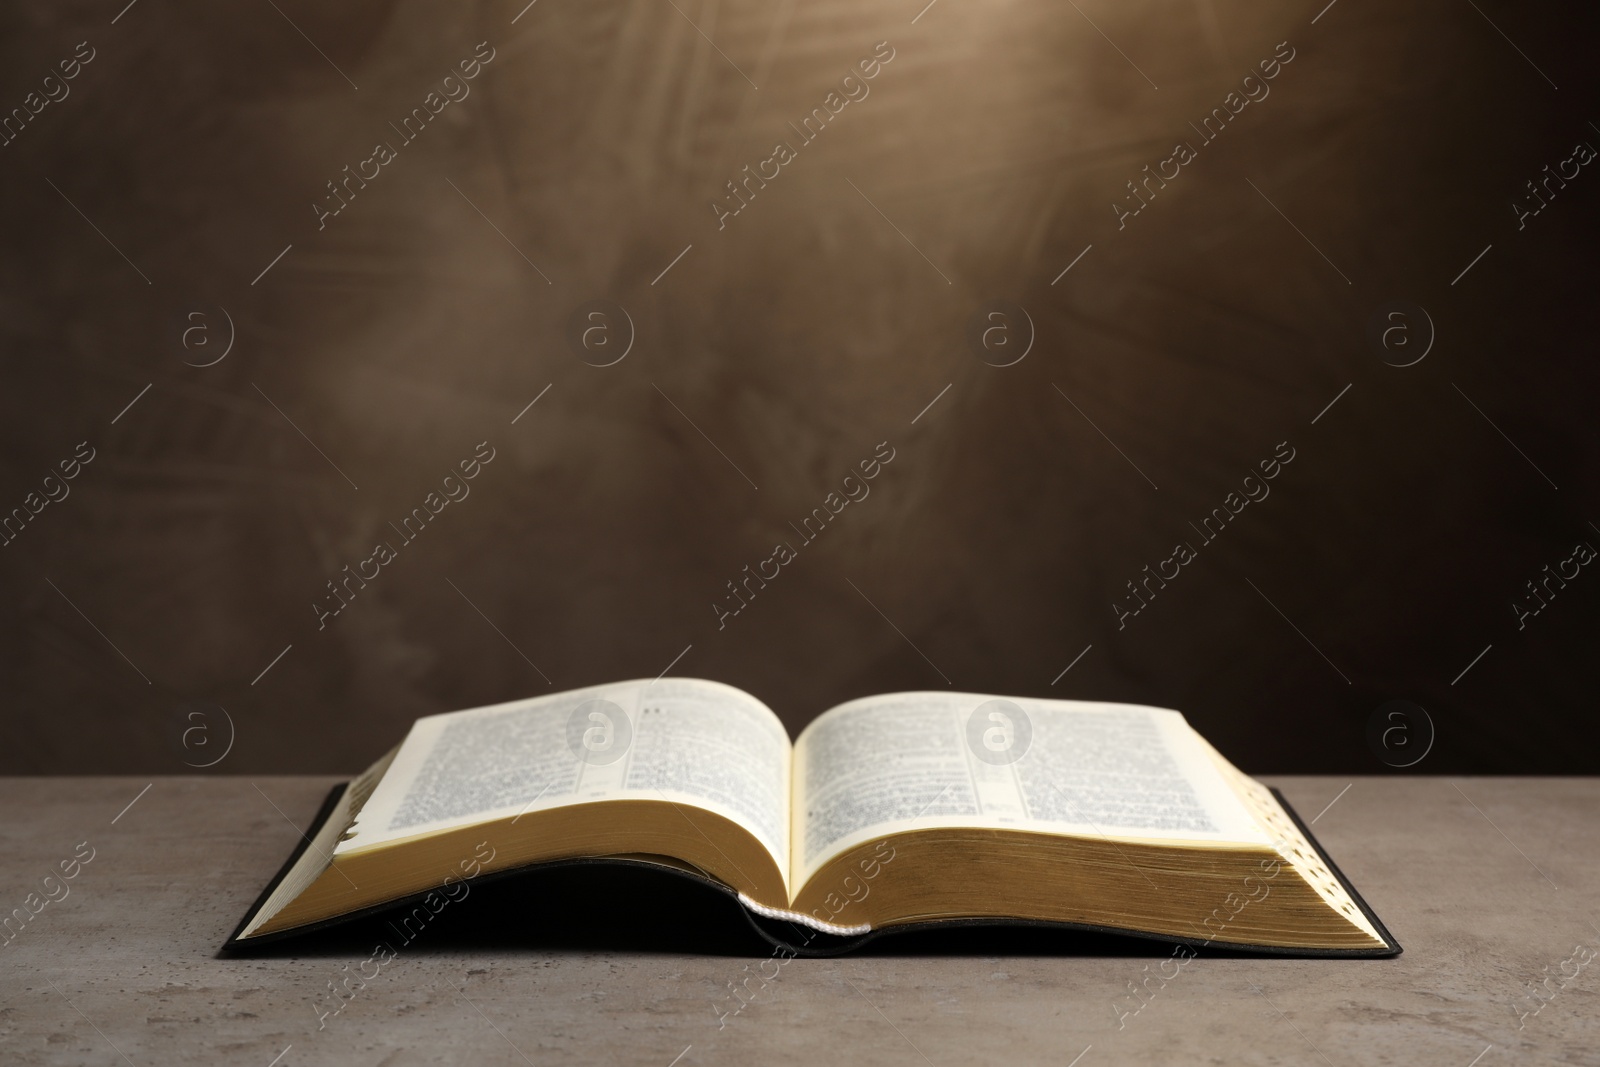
<box><xmin>2</xmin><ymin>0</ymin><xmax>1595</xmax><ymax>775</ymax></box>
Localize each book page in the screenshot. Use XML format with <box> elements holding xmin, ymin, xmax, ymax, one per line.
<box><xmin>341</xmin><ymin>678</ymin><xmax>792</xmax><ymax>876</ymax></box>
<box><xmin>791</xmin><ymin>691</ymin><xmax>1270</xmax><ymax>890</ymax></box>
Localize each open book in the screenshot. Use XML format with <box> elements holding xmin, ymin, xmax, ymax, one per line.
<box><xmin>227</xmin><ymin>679</ymin><xmax>1398</xmax><ymax>956</ymax></box>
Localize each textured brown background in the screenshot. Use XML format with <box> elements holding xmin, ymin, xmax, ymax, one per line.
<box><xmin>1</xmin><ymin>0</ymin><xmax>1595</xmax><ymax>775</ymax></box>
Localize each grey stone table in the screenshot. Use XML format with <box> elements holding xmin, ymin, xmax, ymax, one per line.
<box><xmin>1</xmin><ymin>777</ymin><xmax>1596</xmax><ymax>1066</ymax></box>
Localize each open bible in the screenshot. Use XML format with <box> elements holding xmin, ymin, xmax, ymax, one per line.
<box><xmin>226</xmin><ymin>679</ymin><xmax>1398</xmax><ymax>956</ymax></box>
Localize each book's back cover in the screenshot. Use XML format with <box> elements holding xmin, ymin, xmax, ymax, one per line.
<box><xmin>221</xmin><ymin>785</ymin><xmax>1400</xmax><ymax>958</ymax></box>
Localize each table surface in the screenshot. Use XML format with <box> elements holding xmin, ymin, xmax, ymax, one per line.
<box><xmin>0</xmin><ymin>776</ymin><xmax>1596</xmax><ymax>1066</ymax></box>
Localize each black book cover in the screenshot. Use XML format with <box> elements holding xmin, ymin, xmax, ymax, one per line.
<box><xmin>220</xmin><ymin>784</ymin><xmax>1401</xmax><ymax>958</ymax></box>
